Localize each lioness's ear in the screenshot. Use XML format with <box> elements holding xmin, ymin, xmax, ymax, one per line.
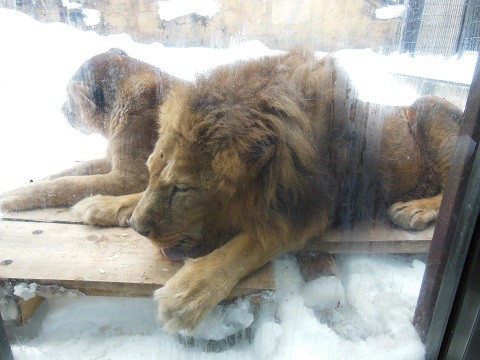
<box><xmin>92</xmin><ymin>86</ymin><xmax>106</xmax><ymax>111</ymax></box>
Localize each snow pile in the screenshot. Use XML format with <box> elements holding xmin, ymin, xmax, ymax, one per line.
<box><xmin>82</xmin><ymin>9</ymin><xmax>101</xmax><ymax>27</ymax></box>
<box><xmin>375</xmin><ymin>5</ymin><xmax>406</xmax><ymax>20</ymax></box>
<box><xmin>13</xmin><ymin>283</ymin><xmax>38</xmax><ymax>301</ymax></box>
<box><xmin>270</xmin><ymin>256</ymin><xmax>425</xmax><ymax>359</ymax></box>
<box><xmin>303</xmin><ymin>276</ymin><xmax>345</xmax><ymax>310</ymax></box>
<box><xmin>5</xmin><ymin>256</ymin><xmax>426</xmax><ymax>359</ymax></box>
<box><xmin>158</xmin><ymin>0</ymin><xmax>221</xmax><ymax>21</ymax></box>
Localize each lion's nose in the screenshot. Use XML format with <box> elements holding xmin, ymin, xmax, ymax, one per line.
<box><xmin>130</xmin><ymin>217</ymin><xmax>151</xmax><ymax>237</ymax></box>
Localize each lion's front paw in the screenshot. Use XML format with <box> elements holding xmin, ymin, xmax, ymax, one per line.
<box><xmin>0</xmin><ymin>191</ymin><xmax>36</xmax><ymax>212</ymax></box>
<box><xmin>154</xmin><ymin>258</ymin><xmax>234</xmax><ymax>332</ymax></box>
<box><xmin>72</xmin><ymin>195</ymin><xmax>134</xmax><ymax>227</ymax></box>
<box><xmin>387</xmin><ymin>200</ymin><xmax>438</xmax><ymax>230</ymax></box>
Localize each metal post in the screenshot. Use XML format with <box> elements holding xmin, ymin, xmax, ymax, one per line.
<box><xmin>414</xmin><ymin>53</ymin><xmax>480</xmax><ymax>359</ymax></box>
<box><xmin>401</xmin><ymin>0</ymin><xmax>426</xmax><ymax>54</ymax></box>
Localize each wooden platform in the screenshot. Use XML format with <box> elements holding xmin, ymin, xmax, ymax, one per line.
<box><xmin>0</xmin><ymin>208</ymin><xmax>434</xmax><ymax>298</ymax></box>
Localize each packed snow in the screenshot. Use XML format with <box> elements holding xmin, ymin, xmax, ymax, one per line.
<box><xmin>0</xmin><ymin>7</ymin><xmax>476</xmax><ymax>359</ymax></box>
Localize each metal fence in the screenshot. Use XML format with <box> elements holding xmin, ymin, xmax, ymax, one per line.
<box><xmin>402</xmin><ymin>0</ymin><xmax>480</xmax><ymax>55</ymax></box>
<box><xmin>458</xmin><ymin>0</ymin><xmax>480</xmax><ymax>52</ymax></box>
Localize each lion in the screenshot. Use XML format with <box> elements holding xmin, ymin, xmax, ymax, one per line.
<box><xmin>70</xmin><ymin>51</ymin><xmax>461</xmax><ymax>332</ymax></box>
<box><xmin>0</xmin><ymin>48</ymin><xmax>180</xmax><ymax>220</ymax></box>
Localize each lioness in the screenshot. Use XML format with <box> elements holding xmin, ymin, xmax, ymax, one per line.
<box><xmin>0</xmin><ymin>48</ymin><xmax>180</xmax><ymax>220</ymax></box>
<box><xmin>72</xmin><ymin>51</ymin><xmax>461</xmax><ymax>331</ymax></box>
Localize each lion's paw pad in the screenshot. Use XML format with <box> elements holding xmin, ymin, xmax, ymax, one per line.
<box><xmin>387</xmin><ymin>201</ymin><xmax>438</xmax><ymax>230</ymax></box>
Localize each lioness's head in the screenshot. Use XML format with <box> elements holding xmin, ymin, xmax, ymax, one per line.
<box><xmin>62</xmin><ymin>48</ymin><xmax>128</xmax><ymax>135</ymax></box>
<box><xmin>131</xmin><ymin>55</ymin><xmax>320</xmax><ymax>261</ymax></box>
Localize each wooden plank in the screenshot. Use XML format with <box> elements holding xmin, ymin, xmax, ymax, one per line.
<box><xmin>0</xmin><ymin>221</ymin><xmax>275</xmax><ymax>298</ymax></box>
<box><xmin>310</xmin><ymin>221</ymin><xmax>434</xmax><ymax>253</ymax></box>
<box><xmin>1</xmin><ymin>208</ymin><xmax>82</xmax><ymax>224</ymax></box>
<box><xmin>296</xmin><ymin>252</ymin><xmax>340</xmax><ymax>281</ymax></box>
<box><xmin>2</xmin><ymin>209</ymin><xmax>434</xmax><ymax>253</ymax></box>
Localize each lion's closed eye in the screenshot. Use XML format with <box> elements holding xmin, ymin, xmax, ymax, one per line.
<box><xmin>175</xmin><ymin>186</ymin><xmax>194</xmax><ymax>193</ymax></box>
<box><xmin>168</xmin><ymin>186</ymin><xmax>194</xmax><ymax>206</ymax></box>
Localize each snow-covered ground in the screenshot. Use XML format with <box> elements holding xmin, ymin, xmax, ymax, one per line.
<box><xmin>0</xmin><ymin>7</ymin><xmax>477</xmax><ymax>360</ymax></box>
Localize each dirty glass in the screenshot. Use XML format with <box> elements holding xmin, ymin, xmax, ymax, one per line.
<box><xmin>0</xmin><ymin>1</ymin><xmax>478</xmax><ymax>359</ymax></box>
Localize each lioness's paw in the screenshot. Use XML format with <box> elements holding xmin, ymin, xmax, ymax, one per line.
<box><xmin>0</xmin><ymin>191</ymin><xmax>35</xmax><ymax>212</ymax></box>
<box><xmin>72</xmin><ymin>195</ymin><xmax>133</xmax><ymax>227</ymax></box>
<box><xmin>387</xmin><ymin>200</ymin><xmax>438</xmax><ymax>230</ymax></box>
<box><xmin>154</xmin><ymin>258</ymin><xmax>233</xmax><ymax>332</ymax></box>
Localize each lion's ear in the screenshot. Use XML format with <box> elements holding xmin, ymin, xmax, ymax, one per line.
<box><xmin>212</xmin><ymin>147</ymin><xmax>246</xmax><ymax>193</ymax></box>
<box><xmin>212</xmin><ymin>137</ymin><xmax>276</xmax><ymax>191</ymax></box>
<box><xmin>248</xmin><ymin>137</ymin><xmax>277</xmax><ymax>175</ymax></box>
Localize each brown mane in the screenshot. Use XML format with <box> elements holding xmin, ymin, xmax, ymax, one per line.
<box><xmin>158</xmin><ymin>52</ymin><xmax>336</xmax><ymax>246</ymax></box>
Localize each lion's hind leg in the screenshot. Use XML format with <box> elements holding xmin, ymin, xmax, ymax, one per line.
<box><xmin>387</xmin><ymin>97</ymin><xmax>461</xmax><ymax>231</ymax></box>
<box><xmin>44</xmin><ymin>158</ymin><xmax>110</xmax><ymax>180</ymax></box>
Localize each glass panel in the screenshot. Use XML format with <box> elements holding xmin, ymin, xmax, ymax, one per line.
<box><xmin>0</xmin><ymin>1</ymin><xmax>478</xmax><ymax>359</ymax></box>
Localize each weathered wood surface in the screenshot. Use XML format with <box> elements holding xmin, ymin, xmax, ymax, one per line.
<box><xmin>0</xmin><ymin>208</ymin><xmax>434</xmax><ymax>298</ymax></box>
<box><xmin>2</xmin><ymin>208</ymin><xmax>435</xmax><ymax>253</ymax></box>
<box><xmin>0</xmin><ymin>218</ymin><xmax>274</xmax><ymax>298</ymax></box>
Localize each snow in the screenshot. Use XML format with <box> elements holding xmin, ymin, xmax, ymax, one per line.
<box><xmin>303</xmin><ymin>276</ymin><xmax>345</xmax><ymax>310</ymax></box>
<box><xmin>158</xmin><ymin>0</ymin><xmax>221</xmax><ymax>21</ymax></box>
<box><xmin>62</xmin><ymin>0</ymin><xmax>82</xmax><ymax>10</ymax></box>
<box><xmin>62</xmin><ymin>1</ymin><xmax>101</xmax><ymax>27</ymax></box>
<box><xmin>375</xmin><ymin>5</ymin><xmax>406</xmax><ymax>20</ymax></box>
<box><xmin>0</xmin><ymin>285</ymin><xmax>19</xmax><ymax>322</ymax></box>
<box><xmin>0</xmin><ymin>7</ymin><xmax>476</xmax><ymax>359</ymax></box>
<box><xmin>179</xmin><ymin>298</ymin><xmax>254</xmax><ymax>340</ymax></box>
<box><xmin>82</xmin><ymin>9</ymin><xmax>101</xmax><ymax>27</ymax></box>
<box><xmin>13</xmin><ymin>283</ymin><xmax>38</xmax><ymax>301</ymax></box>
<box><xmin>5</xmin><ymin>256</ymin><xmax>426</xmax><ymax>359</ymax></box>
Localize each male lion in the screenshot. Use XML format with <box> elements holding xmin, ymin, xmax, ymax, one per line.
<box><xmin>0</xmin><ymin>48</ymin><xmax>180</xmax><ymax>221</ymax></box>
<box><xmin>73</xmin><ymin>51</ymin><xmax>461</xmax><ymax>332</ymax></box>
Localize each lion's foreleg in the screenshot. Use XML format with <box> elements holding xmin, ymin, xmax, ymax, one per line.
<box><xmin>0</xmin><ymin>172</ymin><xmax>145</xmax><ymax>211</ymax></box>
<box><xmin>154</xmin><ymin>232</ymin><xmax>289</xmax><ymax>332</ymax></box>
<box><xmin>44</xmin><ymin>158</ymin><xmax>111</xmax><ymax>180</ymax></box>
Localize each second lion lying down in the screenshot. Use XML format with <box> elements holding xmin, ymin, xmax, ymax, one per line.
<box><xmin>73</xmin><ymin>51</ymin><xmax>461</xmax><ymax>331</ymax></box>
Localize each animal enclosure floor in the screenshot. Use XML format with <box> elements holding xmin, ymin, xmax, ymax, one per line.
<box><xmin>0</xmin><ymin>208</ymin><xmax>434</xmax><ymax>298</ymax></box>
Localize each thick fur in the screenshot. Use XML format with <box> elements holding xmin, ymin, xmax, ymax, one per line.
<box><xmin>0</xmin><ymin>49</ymin><xmax>180</xmax><ymax>217</ymax></box>
<box><xmin>88</xmin><ymin>52</ymin><xmax>460</xmax><ymax>332</ymax></box>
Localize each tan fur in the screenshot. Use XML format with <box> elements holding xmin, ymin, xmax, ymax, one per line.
<box><xmin>0</xmin><ymin>49</ymin><xmax>180</xmax><ymax>213</ymax></box>
<box><xmin>129</xmin><ymin>53</ymin><xmax>461</xmax><ymax>331</ymax></box>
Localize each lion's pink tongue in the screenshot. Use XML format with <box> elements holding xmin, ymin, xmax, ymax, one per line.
<box><xmin>161</xmin><ymin>243</ymin><xmax>205</xmax><ymax>261</ymax></box>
